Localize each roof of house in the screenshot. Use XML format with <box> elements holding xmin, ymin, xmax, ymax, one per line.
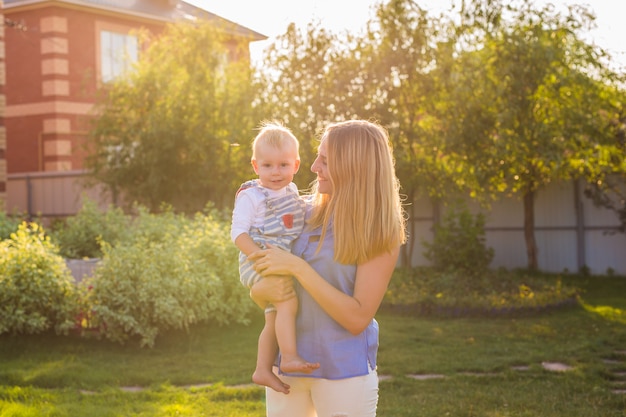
<box><xmin>4</xmin><ymin>0</ymin><xmax>267</xmax><ymax>41</ymax></box>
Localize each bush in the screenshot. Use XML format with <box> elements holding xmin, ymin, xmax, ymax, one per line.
<box><xmin>50</xmin><ymin>198</ymin><xmax>131</xmax><ymax>259</ymax></box>
<box><xmin>423</xmin><ymin>201</ymin><xmax>494</xmax><ymax>280</ymax></box>
<box><xmin>0</xmin><ymin>212</ymin><xmax>24</xmax><ymax>240</ymax></box>
<box><xmin>0</xmin><ymin>223</ymin><xmax>79</xmax><ymax>335</ymax></box>
<box><xmin>83</xmin><ymin>208</ymin><xmax>253</xmax><ymax>347</ymax></box>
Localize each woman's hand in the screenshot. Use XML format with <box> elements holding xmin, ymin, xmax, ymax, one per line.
<box><xmin>248</xmin><ymin>245</ymin><xmax>306</xmax><ymax>277</ymax></box>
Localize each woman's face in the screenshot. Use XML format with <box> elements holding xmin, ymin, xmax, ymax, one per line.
<box><xmin>311</xmin><ymin>138</ymin><xmax>332</xmax><ymax>194</ymax></box>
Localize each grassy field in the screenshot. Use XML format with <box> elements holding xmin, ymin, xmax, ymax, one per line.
<box><xmin>0</xmin><ymin>275</ymin><xmax>625</xmax><ymax>416</ymax></box>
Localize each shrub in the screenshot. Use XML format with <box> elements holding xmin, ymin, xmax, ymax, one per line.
<box><xmin>423</xmin><ymin>201</ymin><xmax>494</xmax><ymax>280</ymax></box>
<box><xmin>50</xmin><ymin>198</ymin><xmax>131</xmax><ymax>259</ymax></box>
<box><xmin>0</xmin><ymin>212</ymin><xmax>24</xmax><ymax>240</ymax></box>
<box><xmin>83</xmin><ymin>209</ymin><xmax>253</xmax><ymax>347</ymax></box>
<box><xmin>0</xmin><ymin>223</ymin><xmax>79</xmax><ymax>335</ymax></box>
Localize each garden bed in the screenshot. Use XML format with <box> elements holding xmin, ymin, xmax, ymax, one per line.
<box><xmin>382</xmin><ymin>267</ymin><xmax>582</xmax><ymax>318</ymax></box>
<box><xmin>382</xmin><ymin>295</ymin><xmax>580</xmax><ymax>318</ymax></box>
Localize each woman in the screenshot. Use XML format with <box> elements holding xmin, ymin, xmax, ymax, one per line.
<box><xmin>249</xmin><ymin>119</ymin><xmax>406</xmax><ymax>416</ymax></box>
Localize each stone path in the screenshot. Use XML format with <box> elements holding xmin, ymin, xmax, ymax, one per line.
<box><xmin>81</xmin><ymin>350</ymin><xmax>626</xmax><ymax>395</ymax></box>
<box><xmin>380</xmin><ymin>350</ymin><xmax>626</xmax><ymax>396</ymax></box>
<box><xmin>606</xmin><ymin>350</ymin><xmax>626</xmax><ymax>394</ymax></box>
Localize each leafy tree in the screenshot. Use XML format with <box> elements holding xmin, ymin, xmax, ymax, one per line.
<box><xmin>252</xmin><ymin>0</ymin><xmax>626</xmax><ymax>270</ymax></box>
<box><xmin>258</xmin><ymin>2</ymin><xmax>457</xmax><ymax>265</ymax></box>
<box><xmin>361</xmin><ymin>0</ymin><xmax>462</xmax><ymax>264</ymax></box>
<box><xmin>256</xmin><ymin>22</ymin><xmax>348</xmax><ymax>188</ymax></box>
<box><xmin>86</xmin><ymin>21</ymin><xmax>261</xmax><ymax>213</ymax></box>
<box><xmin>436</xmin><ymin>0</ymin><xmax>626</xmax><ymax>269</ymax></box>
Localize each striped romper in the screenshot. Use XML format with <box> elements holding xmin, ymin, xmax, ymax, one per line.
<box><xmin>235</xmin><ymin>180</ymin><xmax>306</xmax><ymax>289</ymax></box>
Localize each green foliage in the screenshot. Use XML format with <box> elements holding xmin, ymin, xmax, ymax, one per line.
<box><xmin>256</xmin><ymin>0</ymin><xmax>626</xmax><ymax>269</ymax></box>
<box><xmin>0</xmin><ymin>212</ymin><xmax>23</xmax><ymax>240</ymax></box>
<box><xmin>83</xmin><ymin>208</ymin><xmax>253</xmax><ymax>348</ymax></box>
<box><xmin>87</xmin><ymin>21</ymin><xmax>260</xmax><ymax>213</ymax></box>
<box><xmin>423</xmin><ymin>202</ymin><xmax>494</xmax><ymax>278</ymax></box>
<box><xmin>1</xmin><ymin>202</ymin><xmax>255</xmax><ymax>347</ymax></box>
<box><xmin>583</xmin><ymin>175</ymin><xmax>626</xmax><ymax>234</ymax></box>
<box><xmin>258</xmin><ymin>22</ymin><xmax>348</xmax><ymax>189</ymax></box>
<box><xmin>50</xmin><ymin>198</ymin><xmax>131</xmax><ymax>259</ymax></box>
<box><xmin>0</xmin><ymin>223</ymin><xmax>79</xmax><ymax>335</ymax></box>
<box><xmin>430</xmin><ymin>0</ymin><xmax>626</xmax><ymax>268</ymax></box>
<box><xmin>384</xmin><ymin>267</ymin><xmax>579</xmax><ymax>315</ymax></box>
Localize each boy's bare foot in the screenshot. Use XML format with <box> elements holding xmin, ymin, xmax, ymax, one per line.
<box><xmin>280</xmin><ymin>356</ymin><xmax>321</xmax><ymax>374</ymax></box>
<box><xmin>252</xmin><ymin>369</ymin><xmax>290</xmax><ymax>394</ymax></box>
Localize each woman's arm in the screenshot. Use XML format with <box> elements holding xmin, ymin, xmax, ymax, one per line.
<box><xmin>250</xmin><ymin>246</ymin><xmax>399</xmax><ymax>335</ymax></box>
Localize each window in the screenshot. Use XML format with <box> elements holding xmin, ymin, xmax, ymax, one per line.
<box><xmin>100</xmin><ymin>30</ymin><xmax>138</xmax><ymax>82</ymax></box>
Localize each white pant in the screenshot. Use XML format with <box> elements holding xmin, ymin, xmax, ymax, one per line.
<box><xmin>265</xmin><ymin>367</ymin><xmax>379</xmax><ymax>417</ymax></box>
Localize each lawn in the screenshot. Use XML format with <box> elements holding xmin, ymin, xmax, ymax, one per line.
<box><xmin>0</xmin><ymin>275</ymin><xmax>625</xmax><ymax>416</ymax></box>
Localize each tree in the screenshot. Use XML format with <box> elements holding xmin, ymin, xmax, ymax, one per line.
<box><xmin>360</xmin><ymin>0</ymin><xmax>460</xmax><ymax>265</ymax></box>
<box><xmin>437</xmin><ymin>0</ymin><xmax>626</xmax><ymax>270</ymax></box>
<box><xmin>256</xmin><ymin>22</ymin><xmax>347</xmax><ymax>189</ymax></box>
<box><xmin>86</xmin><ymin>21</ymin><xmax>261</xmax><ymax>213</ymax></box>
<box><xmin>257</xmin><ymin>7</ymin><xmax>455</xmax><ymax>265</ymax></box>
<box><xmin>252</xmin><ymin>0</ymin><xmax>626</xmax><ymax>270</ymax></box>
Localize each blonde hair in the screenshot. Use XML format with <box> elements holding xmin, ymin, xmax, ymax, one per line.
<box><xmin>308</xmin><ymin>120</ymin><xmax>407</xmax><ymax>264</ymax></box>
<box><xmin>251</xmin><ymin>121</ymin><xmax>300</xmax><ymax>161</ymax></box>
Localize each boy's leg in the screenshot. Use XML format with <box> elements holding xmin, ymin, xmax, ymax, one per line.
<box><xmin>252</xmin><ymin>310</ymin><xmax>291</xmax><ymax>394</ymax></box>
<box><xmin>274</xmin><ymin>297</ymin><xmax>320</xmax><ymax>374</ymax></box>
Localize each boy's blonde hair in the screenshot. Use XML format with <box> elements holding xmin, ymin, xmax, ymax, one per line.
<box><xmin>251</xmin><ymin>121</ymin><xmax>300</xmax><ymax>161</ymax></box>
<box><xmin>308</xmin><ymin>120</ymin><xmax>407</xmax><ymax>265</ymax></box>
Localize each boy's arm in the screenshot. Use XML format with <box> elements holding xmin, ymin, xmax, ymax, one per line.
<box><xmin>231</xmin><ymin>188</ymin><xmax>270</xmax><ymax>310</ymax></box>
<box><xmin>231</xmin><ymin>188</ymin><xmax>258</xmax><ymax>253</ymax></box>
<box><xmin>235</xmin><ymin>233</ymin><xmax>269</xmax><ymax>310</ymax></box>
<box><xmin>234</xmin><ymin>233</ymin><xmax>262</xmax><ymax>257</ymax></box>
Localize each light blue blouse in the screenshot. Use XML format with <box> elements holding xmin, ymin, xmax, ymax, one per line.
<box><xmin>280</xmin><ymin>209</ymin><xmax>379</xmax><ymax>379</ymax></box>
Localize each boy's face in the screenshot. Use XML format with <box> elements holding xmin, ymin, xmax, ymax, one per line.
<box><xmin>252</xmin><ymin>143</ymin><xmax>300</xmax><ymax>191</ymax></box>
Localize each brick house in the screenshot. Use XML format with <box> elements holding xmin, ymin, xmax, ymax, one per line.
<box><xmin>0</xmin><ymin>2</ymin><xmax>6</xmax><ymax>210</ymax></box>
<box><xmin>3</xmin><ymin>0</ymin><xmax>265</xmax><ymax>175</ymax></box>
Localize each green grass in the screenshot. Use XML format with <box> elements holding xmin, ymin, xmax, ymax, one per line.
<box><xmin>1</xmin><ymin>275</ymin><xmax>625</xmax><ymax>416</ymax></box>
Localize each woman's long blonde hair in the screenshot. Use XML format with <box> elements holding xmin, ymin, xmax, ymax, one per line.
<box><xmin>308</xmin><ymin>120</ymin><xmax>407</xmax><ymax>265</ymax></box>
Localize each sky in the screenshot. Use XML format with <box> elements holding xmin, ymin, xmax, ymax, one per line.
<box><xmin>186</xmin><ymin>0</ymin><xmax>626</xmax><ymax>70</ymax></box>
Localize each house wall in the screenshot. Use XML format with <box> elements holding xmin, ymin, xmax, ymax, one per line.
<box><xmin>0</xmin><ymin>1</ymin><xmax>6</xmax><ymax>210</ymax></box>
<box><xmin>4</xmin><ymin>5</ymin><xmax>163</xmax><ymax>174</ymax></box>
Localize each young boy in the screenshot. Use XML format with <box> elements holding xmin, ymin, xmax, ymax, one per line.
<box><xmin>231</xmin><ymin>121</ymin><xmax>319</xmax><ymax>394</ymax></box>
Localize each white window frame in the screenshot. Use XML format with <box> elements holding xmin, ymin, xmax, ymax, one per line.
<box><xmin>95</xmin><ymin>22</ymin><xmax>139</xmax><ymax>83</ymax></box>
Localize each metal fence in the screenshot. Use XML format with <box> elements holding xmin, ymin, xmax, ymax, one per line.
<box><xmin>6</xmin><ymin>171</ymin><xmax>626</xmax><ymax>275</ymax></box>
